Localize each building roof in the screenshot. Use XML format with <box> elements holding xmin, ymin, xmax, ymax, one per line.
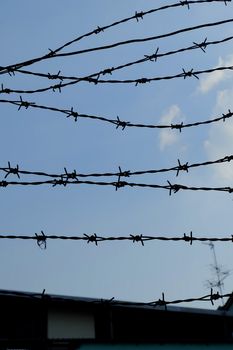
<box><xmin>1</xmin><ymin>289</ymin><xmax>233</xmax><ymax>345</ymax></box>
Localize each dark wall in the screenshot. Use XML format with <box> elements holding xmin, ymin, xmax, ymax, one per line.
<box><xmin>0</xmin><ymin>295</ymin><xmax>47</xmax><ymax>349</ymax></box>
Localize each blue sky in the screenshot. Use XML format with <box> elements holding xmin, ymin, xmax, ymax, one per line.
<box><xmin>1</xmin><ymin>0</ymin><xmax>233</xmax><ymax>309</ymax></box>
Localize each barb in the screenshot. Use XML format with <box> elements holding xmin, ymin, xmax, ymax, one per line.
<box><xmin>182</xmin><ymin>68</ymin><xmax>199</xmax><ymax>79</ymax></box>
<box><xmin>17</xmin><ymin>96</ymin><xmax>35</xmax><ymax>110</ymax></box>
<box><xmin>0</xmin><ymin>155</ymin><xmax>232</xmax><ymax>180</ymax></box>
<box><xmin>183</xmin><ymin>231</ymin><xmax>193</xmax><ymax>245</ymax></box>
<box><xmin>193</xmin><ymin>37</ymin><xmax>208</xmax><ymax>52</ymax></box>
<box><xmin>210</xmin><ymin>288</ymin><xmax>221</xmax><ymax>305</ymax></box>
<box><xmin>176</xmin><ymin>159</ymin><xmax>189</xmax><ymax>177</ymax></box>
<box><xmin>154</xmin><ymin>293</ymin><xmax>167</xmax><ymax>310</ymax></box>
<box><xmin>130</xmin><ymin>234</ymin><xmax>145</xmax><ymax>246</ymax></box>
<box><xmin>62</xmin><ymin>168</ymin><xmax>79</xmax><ymax>182</ymax></box>
<box><xmin>180</xmin><ymin>0</ymin><xmax>191</xmax><ymax>9</ymax></box>
<box><xmin>0</xmin><ymin>1</ymin><xmax>230</xmax><ymax>75</ymax></box>
<box><xmin>35</xmin><ymin>231</ymin><xmax>47</xmax><ymax>249</ymax></box>
<box><xmin>47</xmin><ymin>70</ymin><xmax>63</xmax><ymax>81</ymax></box>
<box><xmin>84</xmin><ymin>233</ymin><xmax>99</xmax><ymax>245</ymax></box>
<box><xmin>0</xmin><ymin>99</ymin><xmax>232</xmax><ymax>132</ymax></box>
<box><xmin>4</xmin><ymin>162</ymin><xmax>20</xmax><ymax>179</ymax></box>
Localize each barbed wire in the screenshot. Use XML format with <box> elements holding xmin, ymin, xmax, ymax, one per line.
<box><xmin>0</xmin><ymin>155</ymin><xmax>233</xmax><ymax>181</ymax></box>
<box><xmin>0</xmin><ymin>0</ymin><xmax>230</xmax><ymax>75</ymax></box>
<box><xmin>68</xmin><ymin>65</ymin><xmax>233</xmax><ymax>86</ymax></box>
<box><xmin>0</xmin><ymin>288</ymin><xmax>229</xmax><ymax>308</ymax></box>
<box><xmin>2</xmin><ymin>231</ymin><xmax>233</xmax><ymax>249</ymax></box>
<box><xmin>38</xmin><ymin>17</ymin><xmax>233</xmax><ymax>60</ymax></box>
<box><xmin>1</xmin><ymin>63</ymin><xmax>233</xmax><ymax>94</ymax></box>
<box><xmin>0</xmin><ymin>178</ymin><xmax>233</xmax><ymax>195</ymax></box>
<box><xmin>6</xmin><ymin>35</ymin><xmax>233</xmax><ymax>84</ymax></box>
<box><xmin>0</xmin><ymin>98</ymin><xmax>232</xmax><ymax>131</ymax></box>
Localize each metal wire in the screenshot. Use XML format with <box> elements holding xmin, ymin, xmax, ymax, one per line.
<box><xmin>0</xmin><ymin>98</ymin><xmax>232</xmax><ymax>131</ymax></box>
<box><xmin>1</xmin><ymin>63</ymin><xmax>233</xmax><ymax>94</ymax></box>
<box><xmin>0</xmin><ymin>0</ymin><xmax>230</xmax><ymax>75</ymax></box>
<box><xmin>1</xmin><ymin>231</ymin><xmax>233</xmax><ymax>247</ymax></box>
<box><xmin>0</xmin><ymin>178</ymin><xmax>233</xmax><ymax>195</ymax></box>
<box><xmin>6</xmin><ymin>35</ymin><xmax>233</xmax><ymax>83</ymax></box>
<box><xmin>0</xmin><ymin>288</ymin><xmax>229</xmax><ymax>308</ymax></box>
<box><xmin>0</xmin><ymin>155</ymin><xmax>233</xmax><ymax>180</ymax></box>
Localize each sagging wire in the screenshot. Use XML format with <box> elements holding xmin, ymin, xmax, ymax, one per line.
<box><xmin>0</xmin><ymin>98</ymin><xmax>232</xmax><ymax>132</ymax></box>
<box><xmin>4</xmin><ymin>35</ymin><xmax>233</xmax><ymax>84</ymax></box>
<box><xmin>0</xmin><ymin>0</ymin><xmax>230</xmax><ymax>75</ymax></box>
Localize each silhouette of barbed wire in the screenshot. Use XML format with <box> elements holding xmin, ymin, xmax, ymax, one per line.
<box><xmin>6</xmin><ymin>35</ymin><xmax>233</xmax><ymax>84</ymax></box>
<box><xmin>0</xmin><ymin>155</ymin><xmax>232</xmax><ymax>180</ymax></box>
<box><xmin>1</xmin><ymin>231</ymin><xmax>233</xmax><ymax>247</ymax></box>
<box><xmin>0</xmin><ymin>98</ymin><xmax>232</xmax><ymax>131</ymax></box>
<box><xmin>1</xmin><ymin>63</ymin><xmax>233</xmax><ymax>94</ymax></box>
<box><xmin>0</xmin><ymin>178</ymin><xmax>233</xmax><ymax>195</ymax></box>
<box><xmin>0</xmin><ymin>288</ymin><xmax>228</xmax><ymax>308</ymax></box>
<box><xmin>0</xmin><ymin>0</ymin><xmax>230</xmax><ymax>75</ymax></box>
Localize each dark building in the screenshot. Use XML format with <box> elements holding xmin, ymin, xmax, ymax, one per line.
<box><xmin>1</xmin><ymin>289</ymin><xmax>233</xmax><ymax>350</ymax></box>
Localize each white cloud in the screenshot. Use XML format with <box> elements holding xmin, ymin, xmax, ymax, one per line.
<box><xmin>159</xmin><ymin>105</ymin><xmax>182</xmax><ymax>151</ymax></box>
<box><xmin>198</xmin><ymin>54</ymin><xmax>233</xmax><ymax>94</ymax></box>
<box><xmin>204</xmin><ymin>88</ymin><xmax>233</xmax><ymax>183</ymax></box>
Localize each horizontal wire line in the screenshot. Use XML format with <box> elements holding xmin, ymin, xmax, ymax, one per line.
<box><xmin>0</xmin><ymin>288</ymin><xmax>228</xmax><ymax>307</ymax></box>
<box><xmin>0</xmin><ymin>0</ymin><xmax>230</xmax><ymax>75</ymax></box>
<box><xmin>43</xmin><ymin>17</ymin><xmax>233</xmax><ymax>59</ymax></box>
<box><xmin>0</xmin><ymin>179</ymin><xmax>233</xmax><ymax>194</ymax></box>
<box><xmin>0</xmin><ymin>98</ymin><xmax>232</xmax><ymax>131</ymax></box>
<box><xmin>0</xmin><ymin>233</ymin><xmax>233</xmax><ymax>244</ymax></box>
<box><xmin>1</xmin><ymin>155</ymin><xmax>233</xmax><ymax>180</ymax></box>
<box><xmin>1</xmin><ymin>64</ymin><xmax>233</xmax><ymax>94</ymax></box>
<box><xmin>7</xmin><ymin>35</ymin><xmax>233</xmax><ymax>82</ymax></box>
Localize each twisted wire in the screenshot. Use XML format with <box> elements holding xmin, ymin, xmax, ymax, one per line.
<box><xmin>6</xmin><ymin>35</ymin><xmax>233</xmax><ymax>83</ymax></box>
<box><xmin>0</xmin><ymin>155</ymin><xmax>233</xmax><ymax>180</ymax></box>
<box><xmin>0</xmin><ymin>178</ymin><xmax>233</xmax><ymax>196</ymax></box>
<box><xmin>1</xmin><ymin>63</ymin><xmax>233</xmax><ymax>94</ymax></box>
<box><xmin>0</xmin><ymin>0</ymin><xmax>230</xmax><ymax>75</ymax></box>
<box><xmin>0</xmin><ymin>98</ymin><xmax>232</xmax><ymax>131</ymax></box>
<box><xmin>0</xmin><ymin>288</ymin><xmax>229</xmax><ymax>308</ymax></box>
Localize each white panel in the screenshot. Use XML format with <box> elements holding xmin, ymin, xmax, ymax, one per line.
<box><xmin>48</xmin><ymin>307</ymin><xmax>95</xmax><ymax>339</ymax></box>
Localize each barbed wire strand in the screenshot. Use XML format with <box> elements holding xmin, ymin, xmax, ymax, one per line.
<box><xmin>1</xmin><ymin>178</ymin><xmax>233</xmax><ymax>195</ymax></box>
<box><xmin>0</xmin><ymin>0</ymin><xmax>230</xmax><ymax>75</ymax></box>
<box><xmin>38</xmin><ymin>17</ymin><xmax>233</xmax><ymax>60</ymax></box>
<box><xmin>0</xmin><ymin>155</ymin><xmax>233</xmax><ymax>181</ymax></box>
<box><xmin>7</xmin><ymin>35</ymin><xmax>233</xmax><ymax>83</ymax></box>
<box><xmin>1</xmin><ymin>63</ymin><xmax>233</xmax><ymax>95</ymax></box>
<box><xmin>1</xmin><ymin>232</ymin><xmax>233</xmax><ymax>246</ymax></box>
<box><xmin>0</xmin><ymin>288</ymin><xmax>229</xmax><ymax>307</ymax></box>
<box><xmin>0</xmin><ymin>98</ymin><xmax>232</xmax><ymax>132</ymax></box>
